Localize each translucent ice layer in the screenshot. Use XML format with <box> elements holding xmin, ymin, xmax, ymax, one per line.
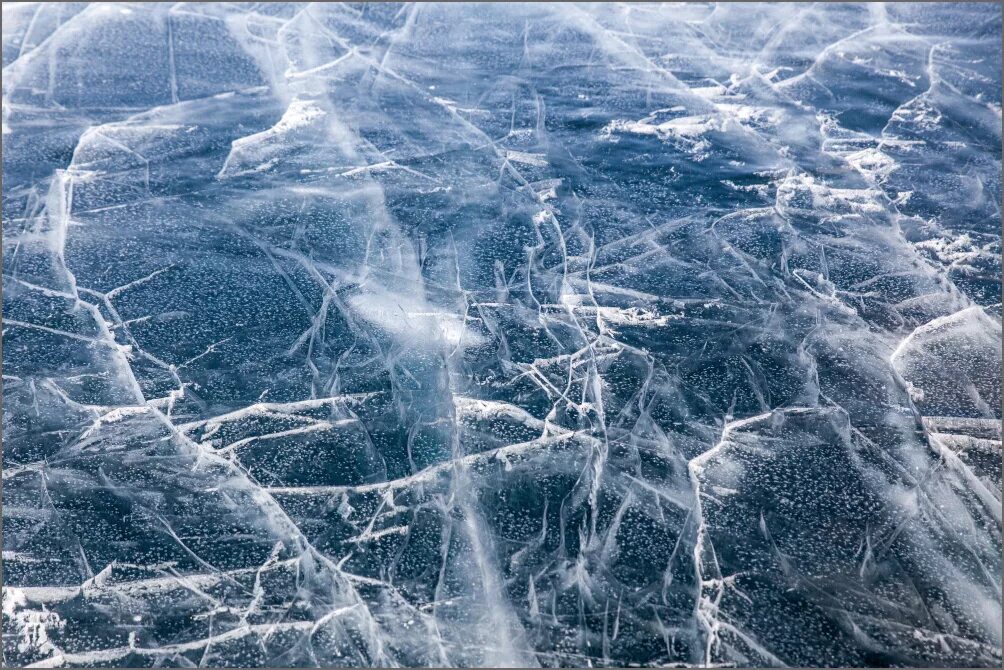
<box><xmin>2</xmin><ymin>3</ymin><xmax>1001</xmax><ymax>667</ymax></box>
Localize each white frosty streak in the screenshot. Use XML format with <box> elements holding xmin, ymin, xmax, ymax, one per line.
<box><xmin>217</xmin><ymin>98</ymin><xmax>326</xmax><ymax>178</ymax></box>
<box><xmin>25</xmin><ymin>618</ymin><xmax>357</xmax><ymax>668</ymax></box>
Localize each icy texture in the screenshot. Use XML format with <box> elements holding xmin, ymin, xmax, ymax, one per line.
<box><xmin>2</xmin><ymin>3</ymin><xmax>1001</xmax><ymax>668</ymax></box>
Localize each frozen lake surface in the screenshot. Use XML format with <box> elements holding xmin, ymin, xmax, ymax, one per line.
<box><xmin>2</xmin><ymin>2</ymin><xmax>1001</xmax><ymax>667</ymax></box>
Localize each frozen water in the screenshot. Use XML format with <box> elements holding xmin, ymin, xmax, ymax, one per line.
<box><xmin>2</xmin><ymin>2</ymin><xmax>1001</xmax><ymax>667</ymax></box>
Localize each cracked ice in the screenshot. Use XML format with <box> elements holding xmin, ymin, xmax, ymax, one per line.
<box><xmin>2</xmin><ymin>2</ymin><xmax>1001</xmax><ymax>668</ymax></box>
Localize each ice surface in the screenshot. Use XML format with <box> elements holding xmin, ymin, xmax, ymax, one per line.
<box><xmin>2</xmin><ymin>2</ymin><xmax>1001</xmax><ymax>667</ymax></box>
